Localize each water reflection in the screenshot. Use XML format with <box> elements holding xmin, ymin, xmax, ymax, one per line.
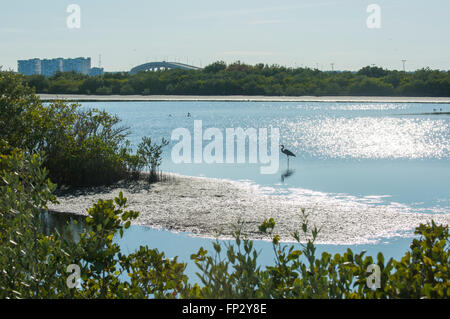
<box><xmin>40</xmin><ymin>210</ymin><xmax>86</xmax><ymax>242</ymax></box>
<box><xmin>281</xmin><ymin>169</ymin><xmax>295</xmax><ymax>183</ymax></box>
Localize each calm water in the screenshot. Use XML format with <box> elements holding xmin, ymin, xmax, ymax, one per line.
<box><xmin>65</xmin><ymin>101</ymin><xmax>449</xmax><ymax>277</ymax></box>
<box><xmin>79</xmin><ymin>101</ymin><xmax>450</xmax><ymax>212</ymax></box>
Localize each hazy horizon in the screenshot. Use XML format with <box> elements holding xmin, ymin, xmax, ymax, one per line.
<box><xmin>1</xmin><ymin>0</ymin><xmax>450</xmax><ymax>72</ymax></box>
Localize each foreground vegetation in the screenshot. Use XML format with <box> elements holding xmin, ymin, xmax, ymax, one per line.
<box><xmin>1</xmin><ymin>70</ymin><xmax>167</xmax><ymax>187</ymax></box>
<box><xmin>24</xmin><ymin>62</ymin><xmax>450</xmax><ymax>97</ymax></box>
<box><xmin>0</xmin><ymin>148</ymin><xmax>448</xmax><ymax>298</ymax></box>
<box><xmin>1</xmin><ymin>69</ymin><xmax>448</xmax><ymax>299</ymax></box>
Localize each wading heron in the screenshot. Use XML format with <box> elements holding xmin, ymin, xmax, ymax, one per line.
<box><xmin>280</xmin><ymin>145</ymin><xmax>296</xmax><ymax>168</ymax></box>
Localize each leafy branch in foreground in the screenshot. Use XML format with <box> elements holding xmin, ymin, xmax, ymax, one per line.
<box><xmin>0</xmin><ymin>148</ymin><xmax>187</xmax><ymax>299</ymax></box>
<box><xmin>185</xmin><ymin>220</ymin><xmax>263</xmax><ymax>299</ymax></box>
<box><xmin>186</xmin><ymin>210</ymin><xmax>448</xmax><ymax>299</ymax></box>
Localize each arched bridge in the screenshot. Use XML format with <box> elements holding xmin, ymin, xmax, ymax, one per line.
<box><xmin>129</xmin><ymin>61</ymin><xmax>202</xmax><ymax>75</ymax></box>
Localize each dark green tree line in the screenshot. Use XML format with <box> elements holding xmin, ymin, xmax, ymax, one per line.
<box><xmin>24</xmin><ymin>62</ymin><xmax>450</xmax><ymax>97</ymax></box>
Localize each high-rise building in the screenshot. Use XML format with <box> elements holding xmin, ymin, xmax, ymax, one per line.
<box><xmin>17</xmin><ymin>58</ymin><xmax>41</xmax><ymax>75</ymax></box>
<box><xmin>62</xmin><ymin>57</ymin><xmax>91</xmax><ymax>75</ymax></box>
<box><xmin>41</xmin><ymin>58</ymin><xmax>63</xmax><ymax>77</ymax></box>
<box><xmin>18</xmin><ymin>57</ymin><xmax>94</xmax><ymax>76</ymax></box>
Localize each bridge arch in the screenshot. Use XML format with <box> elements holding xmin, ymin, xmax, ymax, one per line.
<box><xmin>129</xmin><ymin>61</ymin><xmax>201</xmax><ymax>75</ymax></box>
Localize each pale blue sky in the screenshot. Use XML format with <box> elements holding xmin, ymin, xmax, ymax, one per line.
<box><xmin>1</xmin><ymin>0</ymin><xmax>449</xmax><ymax>72</ymax></box>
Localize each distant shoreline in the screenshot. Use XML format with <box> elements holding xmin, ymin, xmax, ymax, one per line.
<box><xmin>39</xmin><ymin>94</ymin><xmax>450</xmax><ymax>104</ymax></box>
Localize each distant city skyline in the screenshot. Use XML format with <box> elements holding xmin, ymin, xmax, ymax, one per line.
<box><xmin>2</xmin><ymin>0</ymin><xmax>450</xmax><ymax>72</ymax></box>
<box><xmin>17</xmin><ymin>57</ymin><xmax>101</xmax><ymax>77</ymax></box>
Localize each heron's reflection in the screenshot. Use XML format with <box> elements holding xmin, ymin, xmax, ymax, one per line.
<box><xmin>281</xmin><ymin>168</ymin><xmax>295</xmax><ymax>182</ymax></box>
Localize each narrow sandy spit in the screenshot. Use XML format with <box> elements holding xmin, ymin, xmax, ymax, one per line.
<box><xmin>39</xmin><ymin>94</ymin><xmax>450</xmax><ymax>104</ymax></box>
<box><xmin>48</xmin><ymin>174</ymin><xmax>450</xmax><ymax>245</ymax></box>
